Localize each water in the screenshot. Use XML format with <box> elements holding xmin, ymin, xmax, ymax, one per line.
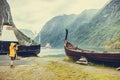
<box><xmin>38</xmin><ymin>47</ymin><xmax>66</xmax><ymax>57</ymax></box>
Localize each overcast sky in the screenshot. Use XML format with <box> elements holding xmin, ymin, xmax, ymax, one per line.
<box><xmin>8</xmin><ymin>0</ymin><xmax>110</xmax><ymax>33</ymax></box>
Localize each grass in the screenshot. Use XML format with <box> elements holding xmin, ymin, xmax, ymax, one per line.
<box><xmin>0</xmin><ymin>57</ymin><xmax>119</xmax><ymax>80</ymax></box>
<box><xmin>63</xmin><ymin>57</ymin><xmax>116</xmax><ymax>68</ymax></box>
<box><xmin>63</xmin><ymin>57</ymin><xmax>75</xmax><ymax>63</ymax></box>
<box><xmin>45</xmin><ymin>61</ymin><xmax>120</xmax><ymax>80</ymax></box>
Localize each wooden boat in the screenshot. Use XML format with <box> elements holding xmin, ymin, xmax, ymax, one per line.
<box><xmin>0</xmin><ymin>41</ymin><xmax>40</xmax><ymax>57</ymax></box>
<box><xmin>64</xmin><ymin>29</ymin><xmax>120</xmax><ymax>66</ymax></box>
<box><xmin>0</xmin><ymin>24</ymin><xmax>40</xmax><ymax>57</ymax></box>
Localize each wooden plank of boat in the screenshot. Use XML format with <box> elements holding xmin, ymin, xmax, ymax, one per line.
<box><xmin>0</xmin><ymin>41</ymin><xmax>41</xmax><ymax>57</ymax></box>
<box><xmin>0</xmin><ymin>24</ymin><xmax>41</xmax><ymax>57</ymax></box>
<box><xmin>64</xmin><ymin>29</ymin><xmax>120</xmax><ymax>67</ymax></box>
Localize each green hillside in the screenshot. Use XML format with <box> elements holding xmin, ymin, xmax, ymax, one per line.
<box><xmin>74</xmin><ymin>0</ymin><xmax>120</xmax><ymax>48</ymax></box>
<box><xmin>36</xmin><ymin>0</ymin><xmax>120</xmax><ymax>49</ymax></box>
<box><xmin>38</xmin><ymin>14</ymin><xmax>77</xmax><ymax>47</ymax></box>
<box><xmin>36</xmin><ymin>9</ymin><xmax>98</xmax><ymax>48</ymax></box>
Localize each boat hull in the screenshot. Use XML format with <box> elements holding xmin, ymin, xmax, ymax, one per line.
<box><xmin>0</xmin><ymin>41</ymin><xmax>40</xmax><ymax>57</ymax></box>
<box><xmin>64</xmin><ymin>41</ymin><xmax>120</xmax><ymax>67</ymax></box>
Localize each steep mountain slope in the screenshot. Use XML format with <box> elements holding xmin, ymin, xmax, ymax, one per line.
<box><xmin>36</xmin><ymin>0</ymin><xmax>120</xmax><ymax>48</ymax></box>
<box><xmin>0</xmin><ymin>0</ymin><xmax>14</xmax><ymax>29</ymax></box>
<box><xmin>69</xmin><ymin>9</ymin><xmax>98</xmax><ymax>30</ymax></box>
<box><xmin>73</xmin><ymin>0</ymin><xmax>120</xmax><ymax>48</ymax></box>
<box><xmin>0</xmin><ymin>0</ymin><xmax>37</xmax><ymax>45</ymax></box>
<box><xmin>68</xmin><ymin>9</ymin><xmax>98</xmax><ymax>44</ymax></box>
<box><xmin>36</xmin><ymin>9</ymin><xmax>98</xmax><ymax>48</ymax></box>
<box><xmin>37</xmin><ymin>14</ymin><xmax>77</xmax><ymax>47</ymax></box>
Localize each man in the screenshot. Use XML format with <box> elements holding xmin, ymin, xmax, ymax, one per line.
<box><xmin>9</xmin><ymin>43</ymin><xmax>18</xmax><ymax>68</ymax></box>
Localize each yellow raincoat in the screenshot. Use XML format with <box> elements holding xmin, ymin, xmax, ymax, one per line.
<box><xmin>9</xmin><ymin>43</ymin><xmax>18</xmax><ymax>57</ymax></box>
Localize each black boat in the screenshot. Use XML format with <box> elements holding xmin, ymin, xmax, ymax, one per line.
<box><xmin>64</xmin><ymin>29</ymin><xmax>120</xmax><ymax>67</ymax></box>
<box><xmin>0</xmin><ymin>24</ymin><xmax>40</xmax><ymax>57</ymax></box>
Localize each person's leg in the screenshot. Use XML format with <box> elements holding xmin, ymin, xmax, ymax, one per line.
<box><xmin>10</xmin><ymin>57</ymin><xmax>15</xmax><ymax>68</ymax></box>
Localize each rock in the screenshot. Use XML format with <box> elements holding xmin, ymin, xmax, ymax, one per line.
<box><xmin>0</xmin><ymin>0</ymin><xmax>15</xmax><ymax>29</ymax></box>
<box><xmin>76</xmin><ymin>56</ymin><xmax>88</xmax><ymax>65</ymax></box>
<box><xmin>116</xmin><ymin>67</ymin><xmax>120</xmax><ymax>71</ymax></box>
<box><xmin>0</xmin><ymin>0</ymin><xmax>37</xmax><ymax>45</ymax></box>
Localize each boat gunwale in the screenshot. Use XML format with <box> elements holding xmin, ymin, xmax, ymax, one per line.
<box><xmin>64</xmin><ymin>41</ymin><xmax>120</xmax><ymax>55</ymax></box>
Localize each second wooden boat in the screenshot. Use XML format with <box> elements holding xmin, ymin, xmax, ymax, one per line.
<box><xmin>64</xmin><ymin>29</ymin><xmax>120</xmax><ymax>67</ymax></box>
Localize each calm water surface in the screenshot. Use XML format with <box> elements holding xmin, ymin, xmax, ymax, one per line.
<box><xmin>38</xmin><ymin>47</ymin><xmax>65</xmax><ymax>57</ymax></box>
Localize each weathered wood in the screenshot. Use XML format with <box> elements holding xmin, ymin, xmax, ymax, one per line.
<box><xmin>64</xmin><ymin>29</ymin><xmax>120</xmax><ymax>67</ymax></box>
<box><xmin>64</xmin><ymin>41</ymin><xmax>120</xmax><ymax>67</ymax></box>
<box><xmin>0</xmin><ymin>0</ymin><xmax>41</xmax><ymax>56</ymax></box>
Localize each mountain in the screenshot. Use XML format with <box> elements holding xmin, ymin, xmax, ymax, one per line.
<box><xmin>0</xmin><ymin>0</ymin><xmax>37</xmax><ymax>45</ymax></box>
<box><xmin>36</xmin><ymin>0</ymin><xmax>120</xmax><ymax>48</ymax></box>
<box><xmin>36</xmin><ymin>9</ymin><xmax>98</xmax><ymax>48</ymax></box>
<box><xmin>36</xmin><ymin>14</ymin><xmax>77</xmax><ymax>47</ymax></box>
<box><xmin>0</xmin><ymin>0</ymin><xmax>14</xmax><ymax>29</ymax></box>
<box><xmin>69</xmin><ymin>9</ymin><xmax>98</xmax><ymax>30</ymax></box>
<box><xmin>67</xmin><ymin>9</ymin><xmax>98</xmax><ymax>44</ymax></box>
<box><xmin>73</xmin><ymin>0</ymin><xmax>120</xmax><ymax>48</ymax></box>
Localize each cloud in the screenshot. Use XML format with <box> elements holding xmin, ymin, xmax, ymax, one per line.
<box><xmin>8</xmin><ymin>0</ymin><xmax>110</xmax><ymax>32</ymax></box>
